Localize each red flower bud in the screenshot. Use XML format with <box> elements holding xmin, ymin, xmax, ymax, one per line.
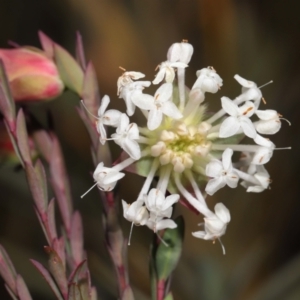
<box><xmin>0</xmin><ymin>48</ymin><xmax>64</xmax><ymax>101</ymax></box>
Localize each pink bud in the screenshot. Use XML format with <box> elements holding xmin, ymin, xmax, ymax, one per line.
<box><xmin>0</xmin><ymin>48</ymin><xmax>64</xmax><ymax>101</ymax></box>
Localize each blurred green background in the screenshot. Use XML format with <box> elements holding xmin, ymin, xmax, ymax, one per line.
<box><xmin>0</xmin><ymin>0</ymin><xmax>299</xmax><ymax>299</ymax></box>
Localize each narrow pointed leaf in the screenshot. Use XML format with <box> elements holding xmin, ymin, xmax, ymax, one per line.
<box><xmin>49</xmin><ymin>136</ymin><xmax>72</xmax><ymax>231</ymax></box>
<box><xmin>52</xmin><ymin>237</ymin><xmax>66</xmax><ymax>271</ymax></box>
<box><xmin>0</xmin><ymin>60</ymin><xmax>15</xmax><ymax>129</ymax></box>
<box><xmin>0</xmin><ymin>245</ymin><xmax>17</xmax><ymax>294</ymax></box>
<box><xmin>26</xmin><ymin>163</ymin><xmax>47</xmax><ymax>214</ymax></box>
<box><xmin>38</xmin><ymin>31</ymin><xmax>54</xmax><ymax>58</ymax></box>
<box><xmin>68</xmin><ymin>283</ymin><xmax>83</xmax><ymax>300</ymax></box>
<box><xmin>70</xmin><ymin>212</ymin><xmax>84</xmax><ymax>265</ymax></box>
<box><xmin>54</xmin><ymin>44</ymin><xmax>84</xmax><ymax>95</ymax></box>
<box><xmin>75</xmin><ymin>32</ymin><xmax>86</xmax><ymax>70</ymax></box>
<box><xmin>90</xmin><ymin>287</ymin><xmax>97</xmax><ymax>300</ymax></box>
<box><xmin>33</xmin><ymin>129</ymin><xmax>53</xmax><ymax>163</ymax></box>
<box><xmin>121</xmin><ymin>286</ymin><xmax>135</xmax><ymax>300</ymax></box>
<box><xmin>44</xmin><ymin>246</ymin><xmax>68</xmax><ymax>299</ymax></box>
<box><xmin>16</xmin><ymin>109</ymin><xmax>32</xmax><ymax>165</ymax></box>
<box><xmin>4</xmin><ymin>120</ymin><xmax>24</xmax><ymax>167</ymax></box>
<box><xmin>30</xmin><ymin>260</ymin><xmax>64</xmax><ymax>300</ymax></box>
<box><xmin>155</xmin><ymin>216</ymin><xmax>184</xmax><ymax>281</ymax></box>
<box><xmin>35</xmin><ymin>209</ymin><xmax>51</xmax><ymax>245</ymax></box>
<box><xmin>5</xmin><ymin>284</ymin><xmax>18</xmax><ymax>300</ymax></box>
<box><xmin>82</xmin><ymin>62</ymin><xmax>100</xmax><ymax>121</ymax></box>
<box><xmin>68</xmin><ymin>260</ymin><xmax>87</xmax><ymax>284</ymax></box>
<box><xmin>47</xmin><ymin>199</ymin><xmax>57</xmax><ymax>243</ymax></box>
<box><xmin>16</xmin><ymin>275</ymin><xmax>32</xmax><ymax>300</ymax></box>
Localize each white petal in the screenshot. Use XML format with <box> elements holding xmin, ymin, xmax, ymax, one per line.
<box><xmin>234</xmin><ymin>75</ymin><xmax>256</xmax><ymax>88</ymax></box>
<box><xmin>153</xmin><ymin>69</ymin><xmax>166</xmax><ymax>85</ymax></box>
<box><xmin>256</xmin><ymin>109</ymin><xmax>277</xmax><ymax>120</ymax></box>
<box><xmin>161</xmin><ymin>194</ymin><xmax>180</xmax><ymax>211</ymax></box>
<box><xmin>117</xmin><ymin>114</ymin><xmax>130</xmax><ymax>133</ymax></box>
<box><xmin>146</xmin><ymin>189</ymin><xmax>160</xmax><ymax>210</ymax></box>
<box><xmin>206</xmin><ymin>160</ymin><xmax>223</xmax><ymax>177</ymax></box>
<box><xmin>219</xmin><ymin>116</ymin><xmax>240</xmax><ymax>138</ymax></box>
<box><xmin>192</xmin><ymin>230</ymin><xmax>207</xmax><ymax>239</ymax></box>
<box><xmin>246</xmin><ymin>185</ymin><xmax>265</xmax><ymax>193</ymax></box>
<box><xmin>156</xmin><ymin>219</ymin><xmax>177</xmax><ymax>231</ymax></box>
<box><xmin>161</xmin><ymin>101</ymin><xmax>183</xmax><ymax>119</ymax></box>
<box><xmin>148</xmin><ymin>108</ymin><xmax>163</xmax><ymax>130</ymax></box>
<box><xmin>94</xmin><ymin>162</ymin><xmax>104</xmax><ymax>175</ymax></box>
<box><xmin>103</xmin><ymin>109</ymin><xmax>122</xmax><ymax>127</ymax></box>
<box><xmin>255</xmin><ymin>120</ymin><xmax>281</xmax><ymax>135</ymax></box>
<box><xmin>222</xmin><ymin>148</ymin><xmax>233</xmax><ymax>171</ymax></box>
<box><xmin>254</xmin><ymin>134</ymin><xmax>275</xmax><ymax>148</ymax></box>
<box><xmin>221</xmin><ymin>97</ymin><xmax>239</xmax><ymax>116</ymax></box>
<box><xmin>225</xmin><ymin>172</ymin><xmax>239</xmax><ymax>188</ymax></box>
<box><xmin>252</xmin><ymin>147</ymin><xmax>273</xmax><ymax>165</ymax></box>
<box><xmin>155</xmin><ymin>83</ymin><xmax>172</xmax><ymax>103</ymax></box>
<box><xmin>124</xmin><ymin>93</ymin><xmax>136</xmax><ymax>116</ymax></box>
<box><xmin>214</xmin><ymin>203</ymin><xmax>231</xmax><ymax>223</ymax></box>
<box><xmin>240</xmin><ymin>117</ymin><xmax>257</xmax><ymax>138</ymax></box>
<box><xmin>127</xmin><ymin>123</ymin><xmax>140</xmax><ymax>140</ymax></box>
<box><xmin>123</xmin><ymin>139</ymin><xmax>141</xmax><ymax>160</ymax></box>
<box><xmin>127</xmin><ymin>71</ymin><xmax>145</xmax><ymax>80</ymax></box>
<box><xmin>205</xmin><ymin>177</ymin><xmax>226</xmax><ymax>195</ymax></box>
<box><xmin>131</xmin><ymin>93</ymin><xmax>154</xmax><ymax>110</ymax></box>
<box><xmin>98</xmin><ymin>95</ymin><xmax>110</xmax><ymax>116</ymax></box>
<box><xmin>102</xmin><ymin>170</ymin><xmax>125</xmax><ymax>185</ymax></box>
<box><xmin>97</xmin><ymin>123</ymin><xmax>107</xmax><ymax>145</ymax></box>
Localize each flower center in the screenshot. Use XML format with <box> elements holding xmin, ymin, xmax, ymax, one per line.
<box><xmin>149</xmin><ymin>119</ymin><xmax>212</xmax><ymax>173</ymax></box>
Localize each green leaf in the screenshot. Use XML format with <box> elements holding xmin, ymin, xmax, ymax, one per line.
<box><xmin>82</xmin><ymin>62</ymin><xmax>100</xmax><ymax>122</ymax></box>
<box><xmin>16</xmin><ymin>109</ymin><xmax>32</xmax><ymax>165</ymax></box>
<box><xmin>155</xmin><ymin>216</ymin><xmax>184</xmax><ymax>281</ymax></box>
<box><xmin>0</xmin><ymin>60</ymin><xmax>15</xmax><ymax>129</ymax></box>
<box><xmin>54</xmin><ymin>44</ymin><xmax>84</xmax><ymax>95</ymax></box>
<box><xmin>26</xmin><ymin>162</ymin><xmax>48</xmax><ymax>214</ymax></box>
<box><xmin>68</xmin><ymin>283</ymin><xmax>83</xmax><ymax>300</ymax></box>
<box><xmin>0</xmin><ymin>245</ymin><xmax>17</xmax><ymax>294</ymax></box>
<box><xmin>16</xmin><ymin>275</ymin><xmax>32</xmax><ymax>300</ymax></box>
<box><xmin>44</xmin><ymin>246</ymin><xmax>68</xmax><ymax>299</ymax></box>
<box><xmin>163</xmin><ymin>293</ymin><xmax>174</xmax><ymax>300</ymax></box>
<box><xmin>30</xmin><ymin>260</ymin><xmax>64</xmax><ymax>300</ymax></box>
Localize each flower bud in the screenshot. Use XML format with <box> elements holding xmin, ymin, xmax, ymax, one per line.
<box><xmin>0</xmin><ymin>48</ymin><xmax>64</xmax><ymax>101</ymax></box>
<box><xmin>167</xmin><ymin>41</ymin><xmax>194</xmax><ymax>64</ymax></box>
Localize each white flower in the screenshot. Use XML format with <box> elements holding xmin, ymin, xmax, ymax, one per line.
<box><xmin>111</xmin><ymin>113</ymin><xmax>141</xmax><ymax>160</ymax></box>
<box><xmin>192</xmin><ymin>203</ymin><xmax>230</xmax><ymax>254</ymax></box>
<box><xmin>144</xmin><ymin>188</ymin><xmax>179</xmax><ymax>218</ymax></box>
<box><xmin>96</xmin><ymin>95</ymin><xmax>122</xmax><ymax>144</ymax></box>
<box><xmin>122</xmin><ymin>199</ymin><xmax>149</xmax><ymax>225</ymax></box>
<box><xmin>234</xmin><ymin>75</ymin><xmax>262</xmax><ymax>104</ymax></box>
<box><xmin>153</xmin><ymin>61</ymin><xmax>187</xmax><ymax>85</ymax></box>
<box><xmin>93</xmin><ymin>162</ymin><xmax>125</xmax><ymax>191</ymax></box>
<box><xmin>205</xmin><ymin>148</ymin><xmax>239</xmax><ymax>195</ymax></box>
<box><xmin>192</xmin><ymin>67</ymin><xmax>223</xmax><ymax>93</ymax></box>
<box><xmin>219</xmin><ymin>96</ymin><xmax>257</xmax><ymax>138</ymax></box>
<box><xmin>132</xmin><ymin>83</ymin><xmax>183</xmax><ymax>130</ymax></box>
<box><xmin>142</xmin><ymin>188</ymin><xmax>179</xmax><ymax>232</ymax></box>
<box><xmin>119</xmin><ymin>80</ymin><xmax>151</xmax><ymax>116</ymax></box>
<box><xmin>255</xmin><ymin>109</ymin><xmax>281</xmax><ymax>135</ymax></box>
<box><xmin>252</xmin><ymin>134</ymin><xmax>275</xmax><ymax>165</ymax></box>
<box><xmin>167</xmin><ymin>41</ymin><xmax>194</xmax><ymax>64</ymax></box>
<box><xmin>146</xmin><ymin>216</ymin><xmax>177</xmax><ymax>232</ymax></box>
<box><xmin>241</xmin><ymin>165</ymin><xmax>270</xmax><ymax>192</ymax></box>
<box><xmin>117</xmin><ymin>71</ymin><xmax>145</xmax><ymax>96</ymax></box>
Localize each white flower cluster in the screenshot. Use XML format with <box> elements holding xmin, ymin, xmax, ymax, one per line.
<box><xmin>83</xmin><ymin>41</ymin><xmax>289</xmax><ymax>254</ymax></box>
